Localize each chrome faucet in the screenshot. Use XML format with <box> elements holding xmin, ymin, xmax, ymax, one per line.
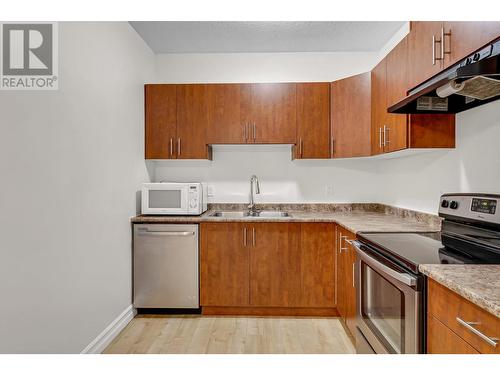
<box><xmin>248</xmin><ymin>175</ymin><xmax>261</xmax><ymax>213</ymax></box>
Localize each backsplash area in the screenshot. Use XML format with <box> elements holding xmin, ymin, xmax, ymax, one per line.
<box><xmin>150</xmin><ymin>145</ymin><xmax>383</xmax><ymax>204</ymax></box>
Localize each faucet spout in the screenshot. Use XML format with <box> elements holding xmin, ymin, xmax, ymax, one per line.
<box><xmin>248</xmin><ymin>175</ymin><xmax>261</xmax><ymax>212</ymax></box>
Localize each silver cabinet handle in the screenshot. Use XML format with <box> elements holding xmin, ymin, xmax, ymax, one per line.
<box><xmin>384</xmin><ymin>125</ymin><xmax>390</xmax><ymax>145</ymax></box>
<box><xmin>243</xmin><ymin>123</ymin><xmax>247</xmax><ymax>141</ymax></box>
<box><xmin>137</xmin><ymin>231</ymin><xmax>194</xmax><ymax>237</ymax></box>
<box><xmin>177</xmin><ymin>138</ymin><xmax>181</xmax><ymax>156</ymax></box>
<box><xmin>352</xmin><ymin>262</ymin><xmax>355</xmax><ymax>288</ymax></box>
<box><xmin>456</xmin><ymin>317</ymin><xmax>499</xmax><ymax>348</ymax></box>
<box><xmin>169</xmin><ymin>138</ymin><xmax>173</xmax><ymax>156</ymax></box>
<box><xmin>243</xmin><ymin>227</ymin><xmax>247</xmax><ymax>247</ymax></box>
<box><xmin>379</xmin><ymin>127</ymin><xmax>383</xmax><ymax>149</ymax></box>
<box><xmin>253</xmin><ymin>123</ymin><xmax>256</xmax><ymax>141</ymax></box>
<box><xmin>339</xmin><ymin>234</ymin><xmax>348</xmax><ymax>253</ymax></box>
<box><xmin>330</xmin><ymin>137</ymin><xmax>334</xmax><ymax>158</ymax></box>
<box><xmin>432</xmin><ymin>34</ymin><xmax>436</xmax><ymax>65</ymax></box>
<box><xmin>299</xmin><ymin>138</ymin><xmax>303</xmax><ymax>157</ymax></box>
<box><xmin>252</xmin><ymin>227</ymin><xmax>256</xmax><ymax>247</ymax></box>
<box><xmin>351</xmin><ymin>240</ymin><xmax>417</xmax><ymax>287</ymax></box>
<box><xmin>441</xmin><ymin>27</ymin><xmax>451</xmax><ymax>60</ymax></box>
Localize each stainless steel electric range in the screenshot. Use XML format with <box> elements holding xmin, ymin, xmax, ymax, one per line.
<box><xmin>351</xmin><ymin>193</ymin><xmax>500</xmax><ymax>354</ymax></box>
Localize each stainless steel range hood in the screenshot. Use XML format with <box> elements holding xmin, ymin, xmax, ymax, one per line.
<box><xmin>389</xmin><ymin>38</ymin><xmax>500</xmax><ymax>114</ymax></box>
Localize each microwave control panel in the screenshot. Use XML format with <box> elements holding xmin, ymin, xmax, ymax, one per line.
<box><xmin>188</xmin><ymin>185</ymin><xmax>200</xmax><ymax>211</ymax></box>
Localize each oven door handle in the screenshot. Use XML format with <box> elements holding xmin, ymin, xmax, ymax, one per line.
<box><xmin>350</xmin><ymin>240</ymin><xmax>417</xmax><ymax>287</ymax></box>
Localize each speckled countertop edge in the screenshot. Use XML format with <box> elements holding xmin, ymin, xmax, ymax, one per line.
<box><xmin>131</xmin><ymin>203</ymin><xmax>441</xmax><ymax>234</ymax></box>
<box><xmin>419</xmin><ymin>264</ymin><xmax>500</xmax><ymax>318</ymax></box>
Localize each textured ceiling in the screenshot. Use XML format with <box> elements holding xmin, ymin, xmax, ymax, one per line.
<box><xmin>130</xmin><ymin>21</ymin><xmax>406</xmax><ymax>54</ymax></box>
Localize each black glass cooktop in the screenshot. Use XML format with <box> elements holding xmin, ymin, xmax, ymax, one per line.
<box><xmin>357</xmin><ymin>231</ymin><xmax>500</xmax><ymax>274</ymax></box>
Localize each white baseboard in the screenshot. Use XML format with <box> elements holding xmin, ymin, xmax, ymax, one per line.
<box><xmin>81</xmin><ymin>304</ymin><xmax>136</xmax><ymax>354</ymax></box>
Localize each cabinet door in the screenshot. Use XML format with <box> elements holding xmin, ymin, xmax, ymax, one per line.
<box><xmin>200</xmin><ymin>223</ymin><xmax>249</xmax><ymax>307</ymax></box>
<box><xmin>408</xmin><ymin>21</ymin><xmax>444</xmax><ymax>89</ymax></box>
<box><xmin>336</xmin><ymin>227</ymin><xmax>348</xmax><ymax>319</ymax></box>
<box><xmin>331</xmin><ymin>73</ymin><xmax>371</xmax><ymax>158</ymax></box>
<box><xmin>249</xmin><ymin>223</ymin><xmax>301</xmax><ymax>307</ymax></box>
<box><xmin>295</xmin><ymin>83</ymin><xmax>331</xmax><ymax>159</ymax></box>
<box><xmin>385</xmin><ymin>37</ymin><xmax>409</xmax><ymax>153</ymax></box>
<box><xmin>443</xmin><ymin>22</ymin><xmax>500</xmax><ymax>67</ymax></box>
<box><xmin>427</xmin><ymin>316</ymin><xmax>479</xmax><ymax>354</ymax></box>
<box><xmin>176</xmin><ymin>84</ymin><xmax>211</xmax><ymax>159</ymax></box>
<box><xmin>371</xmin><ymin>59</ymin><xmax>387</xmax><ymax>155</ymax></box>
<box><xmin>299</xmin><ymin>223</ymin><xmax>335</xmax><ymax>307</ymax></box>
<box><xmin>145</xmin><ymin>84</ymin><xmax>177</xmax><ymax>159</ymax></box>
<box><xmin>207</xmin><ymin>84</ymin><xmax>248</xmax><ymax>144</ymax></box>
<box><xmin>251</xmin><ymin>83</ymin><xmax>297</xmax><ymax>144</ymax></box>
<box><xmin>345</xmin><ymin>235</ymin><xmax>358</xmax><ymax>338</ymax></box>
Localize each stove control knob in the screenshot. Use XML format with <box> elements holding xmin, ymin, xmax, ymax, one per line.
<box><xmin>473</xmin><ymin>52</ymin><xmax>481</xmax><ymax>62</ymax></box>
<box><xmin>441</xmin><ymin>199</ymin><xmax>449</xmax><ymax>208</ymax></box>
<box><xmin>450</xmin><ymin>201</ymin><xmax>459</xmax><ymax>209</ymax></box>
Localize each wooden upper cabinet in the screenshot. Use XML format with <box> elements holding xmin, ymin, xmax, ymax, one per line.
<box><xmin>443</xmin><ymin>22</ymin><xmax>500</xmax><ymax>67</ymax></box>
<box><xmin>299</xmin><ymin>223</ymin><xmax>335</xmax><ymax>308</ymax></box>
<box><xmin>408</xmin><ymin>21</ymin><xmax>444</xmax><ymax>89</ymax></box>
<box><xmin>145</xmin><ymin>84</ymin><xmax>177</xmax><ymax>159</ymax></box>
<box><xmin>176</xmin><ymin>84</ymin><xmax>211</xmax><ymax>159</ymax></box>
<box><xmin>207</xmin><ymin>84</ymin><xmax>248</xmax><ymax>144</ymax></box>
<box><xmin>200</xmin><ymin>223</ymin><xmax>249</xmax><ymax>307</ymax></box>
<box><xmin>295</xmin><ymin>82</ymin><xmax>331</xmax><ymax>159</ymax></box>
<box><xmin>408</xmin><ymin>21</ymin><xmax>500</xmax><ymax>89</ymax></box>
<box><xmin>249</xmin><ymin>223</ymin><xmax>301</xmax><ymax>307</ymax></box>
<box><xmin>250</xmin><ymin>83</ymin><xmax>297</xmax><ymax>144</ymax></box>
<box><xmin>371</xmin><ymin>58</ymin><xmax>388</xmax><ymax>155</ymax></box>
<box><xmin>331</xmin><ymin>72</ymin><xmax>371</xmax><ymax>158</ymax></box>
<box><xmin>385</xmin><ymin>36</ymin><xmax>409</xmax><ymax>153</ymax></box>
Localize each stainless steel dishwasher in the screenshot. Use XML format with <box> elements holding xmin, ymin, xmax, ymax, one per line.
<box><xmin>133</xmin><ymin>224</ymin><xmax>199</xmax><ymax>308</ymax></box>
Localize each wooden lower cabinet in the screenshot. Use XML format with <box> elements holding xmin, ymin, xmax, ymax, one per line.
<box><xmin>427</xmin><ymin>279</ymin><xmax>500</xmax><ymax>354</ymax></box>
<box><xmin>427</xmin><ymin>315</ymin><xmax>479</xmax><ymax>354</ymax></box>
<box><xmin>200</xmin><ymin>222</ymin><xmax>249</xmax><ymax>307</ymax></box>
<box><xmin>249</xmin><ymin>223</ymin><xmax>301</xmax><ymax>307</ymax></box>
<box><xmin>200</xmin><ymin>222</ymin><xmax>336</xmax><ymax>313</ymax></box>
<box><xmin>336</xmin><ymin>226</ymin><xmax>357</xmax><ymax>338</ymax></box>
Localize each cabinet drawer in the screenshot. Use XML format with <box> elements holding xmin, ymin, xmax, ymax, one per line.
<box><xmin>428</xmin><ymin>279</ymin><xmax>500</xmax><ymax>354</ymax></box>
<box><xmin>427</xmin><ymin>315</ymin><xmax>479</xmax><ymax>354</ymax></box>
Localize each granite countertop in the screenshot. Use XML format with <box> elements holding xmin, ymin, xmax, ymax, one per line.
<box><xmin>131</xmin><ymin>203</ymin><xmax>441</xmax><ymax>234</ymax></box>
<box><xmin>419</xmin><ymin>264</ymin><xmax>500</xmax><ymax>318</ymax></box>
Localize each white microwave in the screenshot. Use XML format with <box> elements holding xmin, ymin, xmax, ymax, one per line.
<box><xmin>141</xmin><ymin>182</ymin><xmax>208</xmax><ymax>215</ymax></box>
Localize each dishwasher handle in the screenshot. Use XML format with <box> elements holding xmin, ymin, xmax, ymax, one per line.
<box><xmin>136</xmin><ymin>230</ymin><xmax>195</xmax><ymax>237</ymax></box>
<box><xmin>350</xmin><ymin>240</ymin><xmax>417</xmax><ymax>287</ymax></box>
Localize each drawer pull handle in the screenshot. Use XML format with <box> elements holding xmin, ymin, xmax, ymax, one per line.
<box><xmin>456</xmin><ymin>317</ymin><xmax>499</xmax><ymax>348</ymax></box>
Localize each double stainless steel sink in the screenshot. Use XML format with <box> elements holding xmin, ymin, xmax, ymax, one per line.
<box><xmin>209</xmin><ymin>211</ymin><xmax>290</xmax><ymax>218</ymax></box>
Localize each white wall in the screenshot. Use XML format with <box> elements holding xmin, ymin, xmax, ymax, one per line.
<box><xmin>377</xmin><ymin>100</ymin><xmax>500</xmax><ymax>214</ymax></box>
<box><xmin>0</xmin><ymin>22</ymin><xmax>154</xmax><ymax>353</ymax></box>
<box><xmin>155</xmin><ymin>51</ymin><xmax>378</xmax><ymax>83</ymax></box>
<box><xmin>152</xmin><ymin>146</ymin><xmax>382</xmax><ymax>203</ymax></box>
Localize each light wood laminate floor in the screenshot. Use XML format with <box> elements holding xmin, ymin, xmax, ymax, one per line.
<box><xmin>104</xmin><ymin>315</ymin><xmax>355</xmax><ymax>354</ymax></box>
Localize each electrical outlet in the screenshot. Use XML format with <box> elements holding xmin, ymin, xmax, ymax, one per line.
<box><xmin>325</xmin><ymin>184</ymin><xmax>334</xmax><ymax>197</ymax></box>
<box><xmin>207</xmin><ymin>185</ymin><xmax>215</xmax><ymax>197</ymax></box>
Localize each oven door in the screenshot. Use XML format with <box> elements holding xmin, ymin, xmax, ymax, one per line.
<box><xmin>142</xmin><ymin>183</ymin><xmax>189</xmax><ymax>215</ymax></box>
<box><xmin>351</xmin><ymin>240</ymin><xmax>422</xmax><ymax>354</ymax></box>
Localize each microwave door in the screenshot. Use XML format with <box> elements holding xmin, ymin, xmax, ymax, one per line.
<box><xmin>148</xmin><ymin>185</ymin><xmax>189</xmax><ymax>214</ymax></box>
